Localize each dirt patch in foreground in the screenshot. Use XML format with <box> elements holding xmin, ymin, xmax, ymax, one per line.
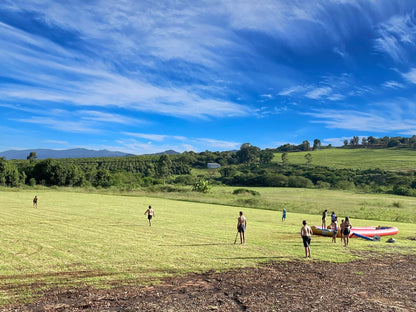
<box><xmin>5</xmin><ymin>253</ymin><xmax>416</xmax><ymax>312</ymax></box>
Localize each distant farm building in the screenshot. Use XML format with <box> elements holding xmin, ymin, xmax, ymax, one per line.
<box><xmin>207</xmin><ymin>162</ymin><xmax>221</xmax><ymax>169</ymax></box>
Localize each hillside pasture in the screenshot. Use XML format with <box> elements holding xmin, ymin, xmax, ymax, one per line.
<box><xmin>273</xmin><ymin>148</ymin><xmax>416</xmax><ymax>170</ymax></box>
<box><xmin>0</xmin><ymin>189</ymin><xmax>415</xmax><ymax>306</ymax></box>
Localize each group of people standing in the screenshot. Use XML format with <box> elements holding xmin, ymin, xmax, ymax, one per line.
<box><xmin>301</xmin><ymin>210</ymin><xmax>353</xmax><ymax>258</ymax></box>
<box><xmin>321</xmin><ymin>210</ymin><xmax>353</xmax><ymax>246</ymax></box>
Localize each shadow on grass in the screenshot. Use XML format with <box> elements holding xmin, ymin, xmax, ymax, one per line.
<box><xmin>158</xmin><ymin>243</ymin><xmax>232</xmax><ymax>247</ymax></box>
<box><xmin>218</xmin><ymin>256</ymin><xmax>286</xmax><ymax>260</ymax></box>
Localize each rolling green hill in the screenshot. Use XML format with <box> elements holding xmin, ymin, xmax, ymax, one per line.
<box><xmin>273</xmin><ymin>148</ymin><xmax>416</xmax><ymax>171</ymax></box>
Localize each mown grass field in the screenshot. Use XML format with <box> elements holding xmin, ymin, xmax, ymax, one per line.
<box><xmin>273</xmin><ymin>148</ymin><xmax>416</xmax><ymax>170</ymax></box>
<box><xmin>133</xmin><ymin>186</ymin><xmax>416</xmax><ymax>223</ymax></box>
<box><xmin>0</xmin><ymin>188</ymin><xmax>415</xmax><ymax>306</ymax></box>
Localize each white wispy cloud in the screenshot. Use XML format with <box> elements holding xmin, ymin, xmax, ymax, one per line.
<box><xmin>305</xmin><ymin>87</ymin><xmax>332</xmax><ymax>100</ymax></box>
<box><xmin>14</xmin><ymin>116</ymin><xmax>101</xmax><ymax>133</ymax></box>
<box><xmin>44</xmin><ymin>140</ymin><xmax>68</xmax><ymax>145</ymax></box>
<box><xmin>374</xmin><ymin>13</ymin><xmax>416</xmax><ymax>63</ymax></box>
<box><xmin>124</xmin><ymin>132</ymin><xmax>187</xmax><ymax>142</ymax></box>
<box><xmin>279</xmin><ymin>73</ymin><xmax>375</xmax><ymax>102</ymax></box>
<box><xmin>114</xmin><ymin>136</ymin><xmax>241</xmax><ymax>154</ymax></box>
<box><xmin>305</xmin><ymin>99</ymin><xmax>416</xmax><ymax>133</ymax></box>
<box><xmin>383</xmin><ymin>80</ymin><xmax>405</xmax><ymax>89</ymax></box>
<box><xmin>402</xmin><ymin>68</ymin><xmax>416</xmax><ymax>84</ymax></box>
<box><xmin>123</xmin><ymin>133</ymin><xmax>240</xmax><ymax>150</ymax></box>
<box><xmin>278</xmin><ymin>85</ymin><xmax>308</xmax><ymax>96</ymax></box>
<box><xmin>196</xmin><ymin>138</ymin><xmax>240</xmax><ymax>150</ymax></box>
<box><xmin>0</xmin><ymin>14</ymin><xmax>253</xmax><ymax>120</ymax></box>
<box><xmin>80</xmin><ymin>110</ymin><xmax>145</xmax><ymax>125</ymax></box>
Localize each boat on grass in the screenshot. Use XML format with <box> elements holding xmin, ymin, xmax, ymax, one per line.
<box><xmin>311</xmin><ymin>226</ymin><xmax>398</xmax><ymax>238</ymax></box>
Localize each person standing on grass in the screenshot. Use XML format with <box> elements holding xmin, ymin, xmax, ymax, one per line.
<box><xmin>340</xmin><ymin>219</ymin><xmax>346</xmax><ymax>242</ymax></box>
<box><xmin>331</xmin><ymin>211</ymin><xmax>336</xmax><ymax>223</ymax></box>
<box><xmin>144</xmin><ymin>205</ymin><xmax>155</xmax><ymax>226</ymax></box>
<box><xmin>343</xmin><ymin>217</ymin><xmax>352</xmax><ymax>247</ymax></box>
<box><xmin>237</xmin><ymin>211</ymin><xmax>247</xmax><ymax>244</ymax></box>
<box><xmin>300</xmin><ymin>220</ymin><xmax>312</xmax><ymax>258</ymax></box>
<box><xmin>331</xmin><ymin>216</ymin><xmax>338</xmax><ymax>243</ymax></box>
<box><xmin>282</xmin><ymin>208</ymin><xmax>287</xmax><ymax>222</ymax></box>
<box><xmin>33</xmin><ymin>195</ymin><xmax>38</xmax><ymax>208</ymax></box>
<box><xmin>322</xmin><ymin>209</ymin><xmax>328</xmax><ymax>229</ymax></box>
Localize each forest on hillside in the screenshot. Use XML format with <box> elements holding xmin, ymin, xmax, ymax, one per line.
<box><xmin>1</xmin><ymin>135</ymin><xmax>416</xmax><ymax>197</ymax></box>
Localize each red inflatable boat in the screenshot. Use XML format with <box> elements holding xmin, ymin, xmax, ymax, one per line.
<box><xmin>311</xmin><ymin>226</ymin><xmax>398</xmax><ymax>238</ymax></box>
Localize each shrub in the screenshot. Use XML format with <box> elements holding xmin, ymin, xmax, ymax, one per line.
<box><xmin>288</xmin><ymin>176</ymin><xmax>313</xmax><ymax>188</ymax></box>
<box><xmin>392</xmin><ymin>201</ymin><xmax>403</xmax><ymax>208</ymax></box>
<box><xmin>232</xmin><ymin>188</ymin><xmax>260</xmax><ymax>196</ymax></box>
<box><xmin>192</xmin><ymin>178</ymin><xmax>211</xmax><ymax>193</ymax></box>
<box><xmin>316</xmin><ymin>181</ymin><xmax>331</xmax><ymax>189</ymax></box>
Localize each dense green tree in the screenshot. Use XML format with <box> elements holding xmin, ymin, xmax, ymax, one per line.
<box><xmin>350</xmin><ymin>136</ymin><xmax>359</xmax><ymax>147</ymax></box>
<box><xmin>387</xmin><ymin>138</ymin><xmax>400</xmax><ymax>147</ymax></box>
<box><xmin>367</xmin><ymin>136</ymin><xmax>376</xmax><ymax>145</ymax></box>
<box><xmin>237</xmin><ymin>143</ymin><xmax>260</xmax><ymax>164</ymax></box>
<box><xmin>313</xmin><ymin>139</ymin><xmax>321</xmax><ymax>150</ymax></box>
<box><xmin>0</xmin><ymin>157</ymin><xmax>19</xmax><ymax>186</ymax></box>
<box><xmin>156</xmin><ymin>154</ymin><xmax>172</xmax><ymax>183</ymax></box>
<box><xmin>94</xmin><ymin>169</ymin><xmax>112</xmax><ymax>187</ymax></box>
<box><xmin>300</xmin><ymin>140</ymin><xmax>310</xmax><ymax>151</ymax></box>
<box><xmin>259</xmin><ymin>150</ymin><xmax>274</xmax><ymax>164</ymax></box>
<box><xmin>361</xmin><ymin>137</ymin><xmax>368</xmax><ymax>147</ymax></box>
<box><xmin>219</xmin><ymin>166</ymin><xmax>237</xmax><ymax>177</ymax></box>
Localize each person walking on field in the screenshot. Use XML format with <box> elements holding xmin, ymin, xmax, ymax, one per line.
<box><xmin>322</xmin><ymin>209</ymin><xmax>328</xmax><ymax>229</ymax></box>
<box><xmin>33</xmin><ymin>195</ymin><xmax>38</xmax><ymax>208</ymax></box>
<box><xmin>301</xmin><ymin>220</ymin><xmax>312</xmax><ymax>258</ymax></box>
<box><xmin>144</xmin><ymin>205</ymin><xmax>155</xmax><ymax>226</ymax></box>
<box><xmin>237</xmin><ymin>211</ymin><xmax>247</xmax><ymax>244</ymax></box>
<box><xmin>343</xmin><ymin>217</ymin><xmax>352</xmax><ymax>247</ymax></box>
<box><xmin>282</xmin><ymin>208</ymin><xmax>287</xmax><ymax>222</ymax></box>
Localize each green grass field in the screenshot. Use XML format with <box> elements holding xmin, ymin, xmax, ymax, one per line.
<box><xmin>131</xmin><ymin>186</ymin><xmax>416</xmax><ymax>223</ymax></box>
<box><xmin>273</xmin><ymin>148</ymin><xmax>416</xmax><ymax>170</ymax></box>
<box><xmin>0</xmin><ymin>188</ymin><xmax>415</xmax><ymax>305</ymax></box>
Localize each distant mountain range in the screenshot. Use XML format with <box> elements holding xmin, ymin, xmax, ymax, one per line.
<box><xmin>0</xmin><ymin>148</ymin><xmax>181</xmax><ymax>160</ymax></box>
<box><xmin>0</xmin><ymin>148</ymin><xmax>177</xmax><ymax>161</ymax></box>
<box><xmin>0</xmin><ymin>148</ymin><xmax>135</xmax><ymax>160</ymax></box>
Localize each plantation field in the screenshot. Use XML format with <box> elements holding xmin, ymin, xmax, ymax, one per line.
<box><xmin>273</xmin><ymin>148</ymin><xmax>416</xmax><ymax>170</ymax></box>
<box><xmin>0</xmin><ymin>189</ymin><xmax>415</xmax><ymax>306</ymax></box>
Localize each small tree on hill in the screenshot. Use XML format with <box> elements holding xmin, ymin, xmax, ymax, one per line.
<box><xmin>27</xmin><ymin>151</ymin><xmax>37</xmax><ymax>163</ymax></box>
<box><xmin>305</xmin><ymin>153</ymin><xmax>312</xmax><ymax>165</ymax></box>
<box><xmin>281</xmin><ymin>152</ymin><xmax>289</xmax><ymax>166</ymax></box>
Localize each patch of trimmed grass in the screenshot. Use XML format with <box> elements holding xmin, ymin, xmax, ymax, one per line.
<box><xmin>273</xmin><ymin>148</ymin><xmax>416</xmax><ymax>171</ymax></box>
<box><xmin>0</xmin><ymin>189</ymin><xmax>415</xmax><ymax>305</ymax></box>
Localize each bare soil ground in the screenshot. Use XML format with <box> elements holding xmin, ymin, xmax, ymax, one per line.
<box><xmin>4</xmin><ymin>252</ymin><xmax>416</xmax><ymax>312</ymax></box>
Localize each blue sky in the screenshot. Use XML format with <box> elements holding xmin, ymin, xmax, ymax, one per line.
<box><xmin>1</xmin><ymin>0</ymin><xmax>416</xmax><ymax>154</ymax></box>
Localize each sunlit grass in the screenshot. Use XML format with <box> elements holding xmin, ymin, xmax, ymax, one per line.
<box><xmin>273</xmin><ymin>148</ymin><xmax>416</xmax><ymax>170</ymax></box>
<box><xmin>130</xmin><ymin>186</ymin><xmax>416</xmax><ymax>223</ymax></box>
<box><xmin>0</xmin><ymin>189</ymin><xmax>415</xmax><ymax>305</ymax></box>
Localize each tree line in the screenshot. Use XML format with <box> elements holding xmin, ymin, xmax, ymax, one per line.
<box><xmin>273</xmin><ymin>135</ymin><xmax>416</xmax><ymax>152</ymax></box>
